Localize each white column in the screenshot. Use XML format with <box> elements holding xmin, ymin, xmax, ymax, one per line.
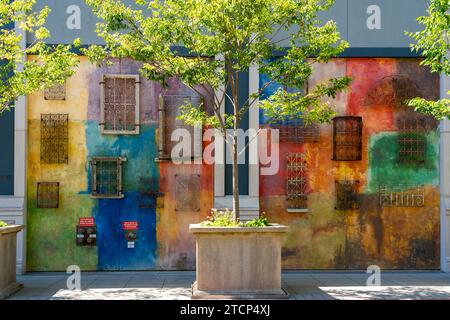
<box><xmin>214</xmin><ymin>55</ymin><xmax>225</xmax><ymax>198</ymax></box>
<box><xmin>0</xmin><ymin>22</ymin><xmax>27</xmax><ymax>275</ymax></box>
<box><xmin>213</xmin><ymin>63</ymin><xmax>260</xmax><ymax>220</ymax></box>
<box><xmin>440</xmin><ymin>72</ymin><xmax>450</xmax><ymax>272</ymax></box>
<box><xmin>248</xmin><ymin>63</ymin><xmax>260</xmax><ymax>198</ymax></box>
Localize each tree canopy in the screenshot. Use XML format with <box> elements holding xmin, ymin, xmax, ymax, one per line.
<box><xmin>0</xmin><ymin>0</ymin><xmax>79</xmax><ymax>113</ymax></box>
<box><xmin>86</xmin><ymin>0</ymin><xmax>350</xmax><ymax>217</ymax></box>
<box><xmin>407</xmin><ymin>0</ymin><xmax>450</xmax><ymax>119</ymax></box>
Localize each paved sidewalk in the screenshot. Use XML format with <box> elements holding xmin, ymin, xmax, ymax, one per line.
<box><xmin>7</xmin><ymin>271</ymin><xmax>450</xmax><ymax>300</ymax></box>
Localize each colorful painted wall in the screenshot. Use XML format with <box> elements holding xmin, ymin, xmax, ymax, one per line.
<box><xmin>27</xmin><ymin>57</ymin><xmax>440</xmax><ymax>271</ymax></box>
<box><xmin>27</xmin><ymin>57</ymin><xmax>213</xmax><ymax>271</ymax></box>
<box><xmin>260</xmin><ymin>58</ymin><xmax>441</xmax><ymax>269</ymax></box>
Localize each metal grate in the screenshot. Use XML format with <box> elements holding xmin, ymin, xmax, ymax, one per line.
<box><xmin>44</xmin><ymin>84</ymin><xmax>66</xmax><ymax>100</ymax></box>
<box><xmin>159</xmin><ymin>94</ymin><xmax>203</xmax><ymax>160</ymax></box>
<box><xmin>41</xmin><ymin>114</ymin><xmax>69</xmax><ymax>164</ymax></box>
<box><xmin>273</xmin><ymin>120</ymin><xmax>319</xmax><ymax>143</ymax></box>
<box><xmin>90</xmin><ymin>157</ymin><xmax>125</xmax><ymax>199</ymax></box>
<box><xmin>101</xmin><ymin>75</ymin><xmax>139</xmax><ymax>134</ymax></box>
<box><xmin>139</xmin><ymin>177</ymin><xmax>163</xmax><ymax>208</ymax></box>
<box><xmin>397</xmin><ymin>117</ymin><xmax>432</xmax><ymax>163</ymax></box>
<box><xmin>333</xmin><ymin>117</ymin><xmax>362</xmax><ymax>161</ymax></box>
<box><xmin>37</xmin><ymin>182</ymin><xmax>59</xmax><ymax>208</ymax></box>
<box><xmin>335</xmin><ymin>180</ymin><xmax>359</xmax><ymax>210</ymax></box>
<box><xmin>175</xmin><ymin>174</ymin><xmax>201</xmax><ymax>212</ymax></box>
<box><xmin>363</xmin><ymin>75</ymin><xmax>422</xmax><ymax>107</ymax></box>
<box><xmin>286</xmin><ymin>153</ymin><xmax>308</xmax><ymax>211</ymax></box>
<box><xmin>379</xmin><ymin>184</ymin><xmax>425</xmax><ymax>207</ymax></box>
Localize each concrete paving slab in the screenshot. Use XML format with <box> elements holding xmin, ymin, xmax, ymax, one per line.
<box><xmin>7</xmin><ymin>271</ymin><xmax>450</xmax><ymax>300</ymax></box>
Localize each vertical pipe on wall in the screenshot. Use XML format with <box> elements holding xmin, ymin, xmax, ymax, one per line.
<box><xmin>440</xmin><ymin>71</ymin><xmax>450</xmax><ymax>272</ymax></box>
<box><xmin>158</xmin><ymin>94</ymin><xmax>165</xmax><ymax>159</ymax></box>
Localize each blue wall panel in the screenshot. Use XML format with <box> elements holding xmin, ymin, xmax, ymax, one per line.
<box><xmin>0</xmin><ymin>109</ymin><xmax>14</xmax><ymax>195</ymax></box>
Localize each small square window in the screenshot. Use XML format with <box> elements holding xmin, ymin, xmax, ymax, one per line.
<box><xmin>397</xmin><ymin>117</ymin><xmax>430</xmax><ymax>163</ymax></box>
<box><xmin>41</xmin><ymin>114</ymin><xmax>69</xmax><ymax>164</ymax></box>
<box><xmin>335</xmin><ymin>180</ymin><xmax>359</xmax><ymax>210</ymax></box>
<box><xmin>100</xmin><ymin>75</ymin><xmax>140</xmax><ymax>134</ymax></box>
<box><xmin>90</xmin><ymin>157</ymin><xmax>126</xmax><ymax>199</ymax></box>
<box><xmin>286</xmin><ymin>153</ymin><xmax>308</xmax><ymax>212</ymax></box>
<box><xmin>333</xmin><ymin>117</ymin><xmax>362</xmax><ymax>161</ymax></box>
<box><xmin>37</xmin><ymin>182</ymin><xmax>59</xmax><ymax>208</ymax></box>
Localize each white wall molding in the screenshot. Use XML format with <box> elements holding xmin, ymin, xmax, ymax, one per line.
<box><xmin>440</xmin><ymin>71</ymin><xmax>450</xmax><ymax>272</ymax></box>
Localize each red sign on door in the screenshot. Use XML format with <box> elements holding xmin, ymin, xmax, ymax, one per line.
<box><xmin>79</xmin><ymin>217</ymin><xmax>95</xmax><ymax>227</ymax></box>
<box><xmin>123</xmin><ymin>221</ymin><xmax>139</xmax><ymax>230</ymax></box>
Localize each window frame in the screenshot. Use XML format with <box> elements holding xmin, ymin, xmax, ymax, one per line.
<box><xmin>90</xmin><ymin>156</ymin><xmax>126</xmax><ymax>199</ymax></box>
<box><xmin>100</xmin><ymin>74</ymin><xmax>141</xmax><ymax>135</ymax></box>
<box><xmin>332</xmin><ymin>116</ymin><xmax>363</xmax><ymax>161</ymax></box>
<box><xmin>156</xmin><ymin>93</ymin><xmax>204</xmax><ymax>162</ymax></box>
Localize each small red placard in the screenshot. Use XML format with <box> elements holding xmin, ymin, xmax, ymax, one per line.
<box><xmin>79</xmin><ymin>217</ymin><xmax>95</xmax><ymax>227</ymax></box>
<box><xmin>123</xmin><ymin>221</ymin><xmax>139</xmax><ymax>230</ymax></box>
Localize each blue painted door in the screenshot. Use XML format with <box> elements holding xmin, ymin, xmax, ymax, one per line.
<box><xmin>96</xmin><ymin>192</ymin><xmax>157</xmax><ymax>270</ymax></box>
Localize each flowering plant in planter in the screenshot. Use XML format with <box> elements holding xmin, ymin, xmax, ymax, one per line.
<box><xmin>201</xmin><ymin>209</ymin><xmax>270</xmax><ymax>227</ymax></box>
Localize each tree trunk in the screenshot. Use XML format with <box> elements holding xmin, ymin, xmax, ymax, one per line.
<box><xmin>232</xmin><ymin>129</ymin><xmax>240</xmax><ymax>220</ymax></box>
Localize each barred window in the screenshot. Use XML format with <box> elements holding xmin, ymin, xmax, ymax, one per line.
<box><xmin>100</xmin><ymin>75</ymin><xmax>140</xmax><ymax>134</ymax></box>
<box><xmin>273</xmin><ymin>119</ymin><xmax>319</xmax><ymax>143</ymax></box>
<box><xmin>41</xmin><ymin>114</ymin><xmax>69</xmax><ymax>164</ymax></box>
<box><xmin>90</xmin><ymin>157</ymin><xmax>126</xmax><ymax>199</ymax></box>
<box><xmin>397</xmin><ymin>117</ymin><xmax>430</xmax><ymax>163</ymax></box>
<box><xmin>157</xmin><ymin>94</ymin><xmax>203</xmax><ymax>161</ymax></box>
<box><xmin>379</xmin><ymin>184</ymin><xmax>425</xmax><ymax>207</ymax></box>
<box><xmin>333</xmin><ymin>117</ymin><xmax>362</xmax><ymax>161</ymax></box>
<box><xmin>37</xmin><ymin>182</ymin><xmax>59</xmax><ymax>208</ymax></box>
<box><xmin>286</xmin><ymin>153</ymin><xmax>308</xmax><ymax>212</ymax></box>
<box><xmin>44</xmin><ymin>84</ymin><xmax>66</xmax><ymax>100</ymax></box>
<box><xmin>335</xmin><ymin>180</ymin><xmax>359</xmax><ymax>210</ymax></box>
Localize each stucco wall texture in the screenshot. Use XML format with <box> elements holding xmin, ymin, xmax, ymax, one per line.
<box><xmin>27</xmin><ymin>57</ymin><xmax>440</xmax><ymax>271</ymax></box>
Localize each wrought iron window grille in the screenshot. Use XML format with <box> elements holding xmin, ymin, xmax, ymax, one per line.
<box><xmin>44</xmin><ymin>84</ymin><xmax>66</xmax><ymax>100</ymax></box>
<box><xmin>332</xmin><ymin>116</ymin><xmax>362</xmax><ymax>161</ymax></box>
<box><xmin>273</xmin><ymin>119</ymin><xmax>320</xmax><ymax>143</ymax></box>
<box><xmin>157</xmin><ymin>94</ymin><xmax>204</xmax><ymax>161</ymax></box>
<box><xmin>90</xmin><ymin>157</ymin><xmax>126</xmax><ymax>199</ymax></box>
<box><xmin>40</xmin><ymin>114</ymin><xmax>69</xmax><ymax>164</ymax></box>
<box><xmin>379</xmin><ymin>184</ymin><xmax>425</xmax><ymax>207</ymax></box>
<box><xmin>397</xmin><ymin>117</ymin><xmax>434</xmax><ymax>164</ymax></box>
<box><xmin>100</xmin><ymin>74</ymin><xmax>140</xmax><ymax>135</ymax></box>
<box><xmin>286</xmin><ymin>153</ymin><xmax>308</xmax><ymax>212</ymax></box>
<box><xmin>139</xmin><ymin>177</ymin><xmax>164</xmax><ymax>209</ymax></box>
<box><xmin>335</xmin><ymin>180</ymin><xmax>359</xmax><ymax>210</ymax></box>
<box><xmin>37</xmin><ymin>182</ymin><xmax>60</xmax><ymax>208</ymax></box>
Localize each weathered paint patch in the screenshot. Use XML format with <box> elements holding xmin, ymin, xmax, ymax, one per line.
<box><xmin>367</xmin><ymin>131</ymin><xmax>439</xmax><ymax>193</ymax></box>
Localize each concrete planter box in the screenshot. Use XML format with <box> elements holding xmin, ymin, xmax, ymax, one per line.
<box><xmin>0</xmin><ymin>225</ymin><xmax>23</xmax><ymax>299</ymax></box>
<box><xmin>189</xmin><ymin>223</ymin><xmax>288</xmax><ymax>299</ymax></box>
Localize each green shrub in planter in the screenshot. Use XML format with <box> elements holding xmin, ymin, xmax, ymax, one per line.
<box><xmin>201</xmin><ymin>209</ymin><xmax>270</xmax><ymax>227</ymax></box>
<box><xmin>0</xmin><ymin>220</ymin><xmax>7</xmax><ymax>227</ymax></box>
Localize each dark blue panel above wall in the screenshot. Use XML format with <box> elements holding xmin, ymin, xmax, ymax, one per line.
<box><xmin>0</xmin><ymin>109</ymin><xmax>15</xmax><ymax>195</ymax></box>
